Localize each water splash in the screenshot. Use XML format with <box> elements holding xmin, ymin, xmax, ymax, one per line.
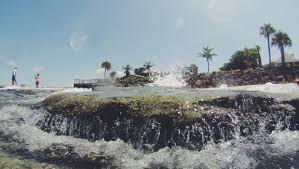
<box><xmin>231</xmin><ymin>82</ymin><xmax>299</xmax><ymax>95</ymax></box>
<box><xmin>56</xmin><ymin>87</ymin><xmax>92</xmax><ymax>93</ymax></box>
<box><xmin>150</xmin><ymin>67</ymin><xmax>186</xmax><ymax>88</ymax></box>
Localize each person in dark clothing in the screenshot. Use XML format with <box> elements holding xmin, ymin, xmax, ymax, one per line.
<box><xmin>12</xmin><ymin>67</ymin><xmax>17</xmax><ymax>86</ymax></box>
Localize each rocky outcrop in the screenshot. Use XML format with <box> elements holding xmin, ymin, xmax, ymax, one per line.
<box><xmin>115</xmin><ymin>75</ymin><xmax>154</xmax><ymax>87</ymax></box>
<box><xmin>32</xmin><ymin>94</ymin><xmax>299</xmax><ymax>152</ymax></box>
<box><xmin>185</xmin><ymin>67</ymin><xmax>298</xmax><ymax>88</ymax></box>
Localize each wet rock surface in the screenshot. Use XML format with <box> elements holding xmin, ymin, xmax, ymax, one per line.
<box><xmin>34</xmin><ymin>94</ymin><xmax>299</xmax><ymax>152</ymax></box>
<box><xmin>34</xmin><ymin>144</ymin><xmax>113</xmax><ymax>169</ymax></box>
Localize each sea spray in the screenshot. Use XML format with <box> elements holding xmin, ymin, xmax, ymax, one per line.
<box><xmin>150</xmin><ymin>66</ymin><xmax>186</xmax><ymax>87</ymax></box>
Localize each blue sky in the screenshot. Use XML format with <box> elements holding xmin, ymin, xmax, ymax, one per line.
<box><xmin>0</xmin><ymin>0</ymin><xmax>298</xmax><ymax>87</ymax></box>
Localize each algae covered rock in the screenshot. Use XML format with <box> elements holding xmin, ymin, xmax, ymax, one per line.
<box><xmin>41</xmin><ymin>94</ymin><xmax>212</xmax><ymax>124</ymax></box>
<box><xmin>37</xmin><ymin>94</ymin><xmax>298</xmax><ymax>151</ymax></box>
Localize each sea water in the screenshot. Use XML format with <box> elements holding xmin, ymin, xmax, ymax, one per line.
<box><xmin>0</xmin><ymin>83</ymin><xmax>298</xmax><ymax>169</ymax></box>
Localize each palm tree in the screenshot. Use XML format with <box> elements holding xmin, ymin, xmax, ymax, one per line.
<box><xmin>143</xmin><ymin>62</ymin><xmax>153</xmax><ymax>71</ymax></box>
<box><xmin>122</xmin><ymin>65</ymin><xmax>132</xmax><ymax>77</ymax></box>
<box><xmin>197</xmin><ymin>46</ymin><xmax>217</xmax><ymax>73</ymax></box>
<box><xmin>101</xmin><ymin>61</ymin><xmax>111</xmax><ymax>79</ymax></box>
<box><xmin>260</xmin><ymin>23</ymin><xmax>276</xmax><ymax>66</ymax></box>
<box><xmin>272</xmin><ymin>31</ymin><xmax>292</xmax><ymax>66</ymax></box>
<box><xmin>255</xmin><ymin>45</ymin><xmax>262</xmax><ymax>67</ymax></box>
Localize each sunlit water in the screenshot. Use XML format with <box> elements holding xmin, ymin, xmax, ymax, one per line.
<box><xmin>0</xmin><ymin>83</ymin><xmax>298</xmax><ymax>169</ymax></box>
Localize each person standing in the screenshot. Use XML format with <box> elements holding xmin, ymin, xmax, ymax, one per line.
<box><xmin>35</xmin><ymin>73</ymin><xmax>40</xmax><ymax>88</ymax></box>
<box><xmin>12</xmin><ymin>67</ymin><xmax>17</xmax><ymax>86</ymax></box>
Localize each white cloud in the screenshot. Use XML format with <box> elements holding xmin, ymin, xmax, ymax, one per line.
<box><xmin>32</xmin><ymin>66</ymin><xmax>45</xmax><ymax>73</ymax></box>
<box><xmin>69</xmin><ymin>32</ymin><xmax>88</xmax><ymax>51</ymax></box>
<box><xmin>175</xmin><ymin>17</ymin><xmax>185</xmax><ymax>30</ymax></box>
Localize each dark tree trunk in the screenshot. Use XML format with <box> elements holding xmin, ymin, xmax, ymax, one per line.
<box><xmin>267</xmin><ymin>36</ymin><xmax>272</xmax><ymax>66</ymax></box>
<box><xmin>280</xmin><ymin>46</ymin><xmax>286</xmax><ymax>66</ymax></box>
<box><xmin>257</xmin><ymin>54</ymin><xmax>262</xmax><ymax>67</ymax></box>
<box><xmin>207</xmin><ymin>60</ymin><xmax>210</xmax><ymax>73</ymax></box>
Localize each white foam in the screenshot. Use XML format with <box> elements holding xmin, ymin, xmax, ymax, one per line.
<box><xmin>230</xmin><ymin>82</ymin><xmax>299</xmax><ymax>95</ymax></box>
<box><xmin>49</xmin><ymin>87</ymin><xmax>92</xmax><ymax>95</ymax></box>
<box><xmin>218</xmin><ymin>84</ymin><xmax>229</xmax><ymax>89</ymax></box>
<box><xmin>0</xmin><ymin>85</ymin><xmax>63</xmax><ymax>91</ymax></box>
<box><xmin>151</xmin><ymin>74</ymin><xmax>186</xmax><ymax>88</ymax></box>
<box><xmin>0</xmin><ymin>85</ymin><xmax>23</xmax><ymax>90</ymax></box>
<box><xmin>150</xmin><ymin>67</ymin><xmax>186</xmax><ymax>88</ymax></box>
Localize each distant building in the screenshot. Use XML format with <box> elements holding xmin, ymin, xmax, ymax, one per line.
<box><xmin>264</xmin><ymin>53</ymin><xmax>299</xmax><ymax>68</ymax></box>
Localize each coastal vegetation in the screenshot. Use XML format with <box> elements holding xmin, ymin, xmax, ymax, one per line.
<box><xmin>115</xmin><ymin>62</ymin><xmax>155</xmax><ymax>87</ymax></box>
<box><xmin>220</xmin><ymin>47</ymin><xmax>260</xmax><ymax>71</ymax></box>
<box><xmin>107</xmin><ymin>23</ymin><xmax>294</xmax><ymax>89</ymax></box>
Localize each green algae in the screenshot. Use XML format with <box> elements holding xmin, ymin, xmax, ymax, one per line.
<box><xmin>42</xmin><ymin>94</ymin><xmax>223</xmax><ymax>124</ymax></box>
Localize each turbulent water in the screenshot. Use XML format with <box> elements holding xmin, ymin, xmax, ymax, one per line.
<box><xmin>0</xmin><ymin>84</ymin><xmax>299</xmax><ymax>169</ymax></box>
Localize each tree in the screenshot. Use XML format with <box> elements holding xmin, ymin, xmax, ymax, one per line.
<box><xmin>122</xmin><ymin>65</ymin><xmax>132</xmax><ymax>77</ymax></box>
<box><xmin>134</xmin><ymin>67</ymin><xmax>146</xmax><ymax>76</ymax></box>
<box><xmin>143</xmin><ymin>62</ymin><xmax>153</xmax><ymax>71</ymax></box>
<box><xmin>101</xmin><ymin>61</ymin><xmax>111</xmax><ymax>79</ymax></box>
<box><xmin>182</xmin><ymin>64</ymin><xmax>198</xmax><ymax>88</ymax></box>
<box><xmin>256</xmin><ymin>45</ymin><xmax>262</xmax><ymax>67</ymax></box>
<box><xmin>221</xmin><ymin>51</ymin><xmax>245</xmax><ymax>71</ymax></box>
<box><xmin>243</xmin><ymin>48</ymin><xmax>259</xmax><ymax>69</ymax></box>
<box><xmin>109</xmin><ymin>71</ymin><xmax>117</xmax><ymax>79</ymax></box>
<box><xmin>260</xmin><ymin>23</ymin><xmax>276</xmax><ymax>65</ymax></box>
<box><xmin>220</xmin><ymin>47</ymin><xmax>259</xmax><ymax>71</ymax></box>
<box><xmin>272</xmin><ymin>31</ymin><xmax>292</xmax><ymax>66</ymax></box>
<box><xmin>197</xmin><ymin>46</ymin><xmax>217</xmax><ymax>73</ymax></box>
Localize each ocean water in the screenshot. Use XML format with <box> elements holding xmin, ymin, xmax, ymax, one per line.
<box><xmin>0</xmin><ymin>83</ymin><xmax>298</xmax><ymax>169</ymax></box>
